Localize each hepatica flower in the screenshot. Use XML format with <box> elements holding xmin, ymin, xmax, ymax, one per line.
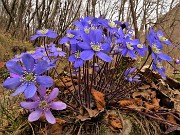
<box><xmin>78</xmin><ymin>29</ymin><xmax>112</xmax><ymax>62</ymax></box>
<box><xmin>3</xmin><ymin>54</ymin><xmax>53</xmax><ymax>98</ymax></box>
<box><xmin>175</xmin><ymin>59</ymin><xmax>180</xmax><ymax>64</ymax></box>
<box><xmin>31</xmin><ymin>29</ymin><xmax>58</xmax><ymax>40</ymax></box>
<box><xmin>20</xmin><ymin>87</ymin><xmax>67</xmax><ymax>124</ymax></box>
<box><xmin>124</xmin><ymin>68</ymin><xmax>141</xmax><ymax>82</ymax></box>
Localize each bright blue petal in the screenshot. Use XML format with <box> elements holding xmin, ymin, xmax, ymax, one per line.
<box><xmin>30</xmin><ymin>35</ymin><xmax>39</xmax><ymax>40</ymax></box>
<box><xmin>74</xmin><ymin>59</ymin><xmax>84</xmax><ymax>68</ymax></box>
<box><xmin>6</xmin><ymin>60</ymin><xmax>23</xmax><ymax>75</ymax></box>
<box><xmin>128</xmin><ymin>51</ymin><xmax>137</xmax><ymax>59</ymax></box>
<box><xmin>3</xmin><ymin>78</ymin><xmax>21</xmax><ymax>89</ymax></box>
<box><xmin>47</xmin><ymin>30</ymin><xmax>58</xmax><ymax>38</ymax></box>
<box><xmin>36</xmin><ymin>76</ymin><xmax>53</xmax><ymax>87</ymax></box>
<box><xmin>24</xmin><ymin>83</ymin><xmax>37</xmax><ymax>98</ymax></box>
<box><xmin>68</xmin><ymin>55</ymin><xmax>76</xmax><ymax>62</ymax></box>
<box><xmin>11</xmin><ymin>83</ymin><xmax>27</xmax><ymax>96</ymax></box>
<box><xmin>22</xmin><ymin>54</ymin><xmax>35</xmax><ymax>72</ymax></box>
<box><xmin>95</xmin><ymin>29</ymin><xmax>102</xmax><ymax>42</ymax></box>
<box><xmin>59</xmin><ymin>37</ymin><xmax>69</xmax><ymax>44</ymax></box>
<box><xmin>158</xmin><ymin>53</ymin><xmax>172</xmax><ymax>61</ymax></box>
<box><xmin>34</xmin><ymin>60</ymin><xmax>48</xmax><ymax>75</ymax></box>
<box><xmin>101</xmin><ymin>43</ymin><xmax>111</xmax><ymax>52</ymax></box>
<box><xmin>78</xmin><ymin>42</ymin><xmax>91</xmax><ymax>49</ymax></box>
<box><xmin>96</xmin><ymin>52</ymin><xmax>112</xmax><ymax>62</ymax></box>
<box><xmin>80</xmin><ymin>50</ymin><xmax>94</xmax><ymax>60</ymax></box>
<box><xmin>122</xmin><ymin>48</ymin><xmax>128</xmax><ymax>56</ymax></box>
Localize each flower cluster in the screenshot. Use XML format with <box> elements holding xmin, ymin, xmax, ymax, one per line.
<box><xmin>3</xmin><ymin>29</ymin><xmax>67</xmax><ymax>124</ymax></box>
<box><xmin>60</xmin><ymin>16</ymin><xmax>147</xmax><ymax>72</ymax></box>
<box><xmin>3</xmin><ymin>17</ymin><xmax>174</xmax><ymax>125</ymax></box>
<box><xmin>147</xmin><ymin>28</ymin><xmax>172</xmax><ymax>79</ymax></box>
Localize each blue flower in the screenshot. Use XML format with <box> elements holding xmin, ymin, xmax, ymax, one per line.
<box><xmin>157</xmin><ymin>30</ymin><xmax>171</xmax><ymax>45</ymax></box>
<box><xmin>20</xmin><ymin>87</ymin><xmax>66</xmax><ymax>124</ymax></box>
<box><xmin>121</xmin><ymin>37</ymin><xmax>140</xmax><ymax>59</ymax></box>
<box><xmin>60</xmin><ymin>30</ymin><xmax>79</xmax><ymax>44</ymax></box>
<box><xmin>147</xmin><ymin>28</ymin><xmax>172</xmax><ymax>62</ymax></box>
<box><xmin>175</xmin><ymin>59</ymin><xmax>180</xmax><ymax>64</ymax></box>
<box><xmin>31</xmin><ymin>29</ymin><xmax>58</xmax><ymax>40</ymax></box>
<box><xmin>78</xmin><ymin>29</ymin><xmax>112</xmax><ymax>62</ymax></box>
<box><xmin>50</xmin><ymin>46</ymin><xmax>66</xmax><ymax>57</ymax></box>
<box><xmin>69</xmin><ymin>51</ymin><xmax>84</xmax><ymax>68</ymax></box>
<box><xmin>152</xmin><ymin>60</ymin><xmax>166</xmax><ymax>79</ymax></box>
<box><xmin>124</xmin><ymin>68</ymin><xmax>140</xmax><ymax>82</ymax></box>
<box><xmin>3</xmin><ymin>54</ymin><xmax>53</xmax><ymax>98</ymax></box>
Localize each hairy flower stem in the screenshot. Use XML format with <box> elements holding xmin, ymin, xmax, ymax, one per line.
<box><xmin>85</xmin><ymin>61</ymin><xmax>91</xmax><ymax>108</ymax></box>
<box><xmin>78</xmin><ymin>67</ymin><xmax>82</xmax><ymax>105</ymax></box>
<box><xmin>43</xmin><ymin>37</ymin><xmax>80</xmax><ymax>106</ymax></box>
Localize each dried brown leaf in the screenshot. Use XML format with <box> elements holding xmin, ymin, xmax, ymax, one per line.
<box><xmin>91</xmin><ymin>89</ymin><xmax>105</xmax><ymax>111</ymax></box>
<box><xmin>47</xmin><ymin>118</ymin><xmax>66</xmax><ymax>135</ymax></box>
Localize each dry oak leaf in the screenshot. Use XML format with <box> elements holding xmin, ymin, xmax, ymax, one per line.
<box><xmin>47</xmin><ymin>118</ymin><xmax>66</xmax><ymax>135</ymax></box>
<box><xmin>91</xmin><ymin>89</ymin><xmax>105</xmax><ymax>111</ymax></box>
<box><xmin>166</xmin><ymin>114</ymin><xmax>176</xmax><ymax>124</ymax></box>
<box><xmin>151</xmin><ymin>98</ymin><xmax>160</xmax><ymax>112</ymax></box>
<box><xmin>107</xmin><ymin>114</ymin><xmax>123</xmax><ymax>131</ymax></box>
<box><xmin>0</xmin><ymin>61</ymin><xmax>5</xmax><ymax>69</ymax></box>
<box><xmin>118</xmin><ymin>98</ymin><xmax>143</xmax><ymax>107</ymax></box>
<box><xmin>144</xmin><ymin>102</ymin><xmax>154</xmax><ymax>112</ymax></box>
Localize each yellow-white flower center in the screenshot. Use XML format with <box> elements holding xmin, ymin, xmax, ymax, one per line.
<box><xmin>137</xmin><ymin>44</ymin><xmax>143</xmax><ymax>49</ymax></box>
<box><xmin>75</xmin><ymin>51</ymin><xmax>81</xmax><ymax>58</ymax></box>
<box><xmin>127</xmin><ymin>42</ymin><xmax>134</xmax><ymax>50</ymax></box>
<box><xmin>90</xmin><ymin>42</ymin><xmax>102</xmax><ymax>52</ymax></box>
<box><xmin>158</xmin><ymin>36</ymin><xmax>168</xmax><ymax>42</ymax></box>
<box><xmin>21</xmin><ymin>71</ymin><xmax>36</xmax><ymax>82</ymax></box>
<box><xmin>39</xmin><ymin>29</ymin><xmax>48</xmax><ymax>34</ymax></box>
<box><xmin>156</xmin><ymin>61</ymin><xmax>163</xmax><ymax>69</ymax></box>
<box><xmin>84</xmin><ymin>27</ymin><xmax>90</xmax><ymax>34</ymax></box>
<box><xmin>39</xmin><ymin>100</ymin><xmax>49</xmax><ymax>110</ymax></box>
<box><xmin>57</xmin><ymin>47</ymin><xmax>62</xmax><ymax>52</ymax></box>
<box><xmin>108</xmin><ymin>21</ymin><xmax>115</xmax><ymax>28</ymax></box>
<box><xmin>152</xmin><ymin>44</ymin><xmax>160</xmax><ymax>53</ymax></box>
<box><xmin>67</xmin><ymin>33</ymin><xmax>74</xmax><ymax>38</ymax></box>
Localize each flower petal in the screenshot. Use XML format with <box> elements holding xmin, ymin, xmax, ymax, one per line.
<box><xmin>80</xmin><ymin>50</ymin><xmax>94</xmax><ymax>60</ymax></box>
<box><xmin>6</xmin><ymin>60</ymin><xmax>23</xmax><ymax>75</ymax></box>
<box><xmin>22</xmin><ymin>54</ymin><xmax>35</xmax><ymax>72</ymax></box>
<box><xmin>3</xmin><ymin>78</ymin><xmax>21</xmax><ymax>89</ymax></box>
<box><xmin>34</xmin><ymin>60</ymin><xmax>48</xmax><ymax>75</ymax></box>
<box><xmin>74</xmin><ymin>59</ymin><xmax>84</xmax><ymax>68</ymax></box>
<box><xmin>28</xmin><ymin>109</ymin><xmax>43</xmax><ymax>122</ymax></box>
<box><xmin>158</xmin><ymin>53</ymin><xmax>172</xmax><ymax>61</ymax></box>
<box><xmin>101</xmin><ymin>43</ymin><xmax>110</xmax><ymax>52</ymax></box>
<box><xmin>38</xmin><ymin>86</ymin><xmax>46</xmax><ymax>97</ymax></box>
<box><xmin>24</xmin><ymin>83</ymin><xmax>37</xmax><ymax>98</ymax></box>
<box><xmin>96</xmin><ymin>52</ymin><xmax>112</xmax><ymax>62</ymax></box>
<box><xmin>11</xmin><ymin>83</ymin><xmax>27</xmax><ymax>96</ymax></box>
<box><xmin>59</xmin><ymin>37</ymin><xmax>69</xmax><ymax>44</ymax></box>
<box><xmin>78</xmin><ymin>42</ymin><xmax>91</xmax><ymax>49</ymax></box>
<box><xmin>44</xmin><ymin>110</ymin><xmax>56</xmax><ymax>124</ymax></box>
<box><xmin>46</xmin><ymin>88</ymin><xmax>59</xmax><ymax>102</ymax></box>
<box><xmin>68</xmin><ymin>55</ymin><xmax>76</xmax><ymax>62</ymax></box>
<box><xmin>50</xmin><ymin>102</ymin><xmax>67</xmax><ymax>110</ymax></box>
<box><xmin>30</xmin><ymin>35</ymin><xmax>39</xmax><ymax>40</ymax></box>
<box><xmin>36</xmin><ymin>76</ymin><xmax>53</xmax><ymax>87</ymax></box>
<box><xmin>20</xmin><ymin>102</ymin><xmax>38</xmax><ymax>109</ymax></box>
